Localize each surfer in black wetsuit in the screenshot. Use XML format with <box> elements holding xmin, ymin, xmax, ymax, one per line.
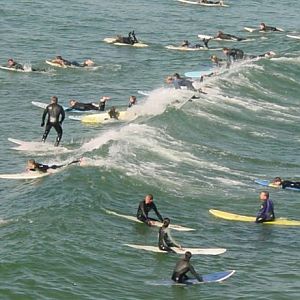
<box><xmin>215</xmin><ymin>31</ymin><xmax>245</xmax><ymax>41</ymax></box>
<box><xmin>223</xmin><ymin>47</ymin><xmax>244</xmax><ymax>67</ymax></box>
<box><xmin>180</xmin><ymin>39</ymin><xmax>210</xmax><ymax>49</ymax></box>
<box><xmin>166</xmin><ymin>73</ymin><xmax>197</xmax><ymax>91</ymax></box>
<box><xmin>172</xmin><ymin>251</ymin><xmax>203</xmax><ymax>284</ymax></box>
<box><xmin>128</xmin><ymin>96</ymin><xmax>137</xmax><ymax>108</ymax></box>
<box><xmin>199</xmin><ymin>0</ymin><xmax>224</xmax><ymax>4</ymax></box>
<box><xmin>260</xmin><ymin>23</ymin><xmax>281</xmax><ymax>32</ymax></box>
<box><xmin>271</xmin><ymin>177</ymin><xmax>300</xmax><ymax>190</ymax></box>
<box><xmin>115</xmin><ymin>31</ymin><xmax>138</xmax><ymax>45</ymax></box>
<box><xmin>26</xmin><ymin>159</ymin><xmax>80</xmax><ymax>173</ymax></box>
<box><xmin>41</xmin><ymin>96</ymin><xmax>65</xmax><ymax>147</ymax></box>
<box><xmin>108</xmin><ymin>106</ymin><xmax>120</xmax><ymax>119</ymax></box>
<box><xmin>137</xmin><ymin>194</ymin><xmax>163</xmax><ymax>226</ymax></box>
<box><xmin>66</xmin><ymin>99</ymin><xmax>99</xmax><ymax>112</ymax></box>
<box><xmin>7</xmin><ymin>58</ymin><xmax>24</xmax><ymax>70</ymax></box>
<box><xmin>256</xmin><ymin>191</ymin><xmax>275</xmax><ymax>223</ymax></box>
<box><xmin>158</xmin><ymin>218</ymin><xmax>182</xmax><ymax>252</ymax></box>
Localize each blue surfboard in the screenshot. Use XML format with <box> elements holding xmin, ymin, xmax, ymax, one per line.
<box><xmin>184</xmin><ymin>69</ymin><xmax>214</xmax><ymax>78</ymax></box>
<box><xmin>146</xmin><ymin>270</ymin><xmax>235</xmax><ymax>286</ymax></box>
<box><xmin>255</xmin><ymin>179</ymin><xmax>300</xmax><ymax>191</ymax></box>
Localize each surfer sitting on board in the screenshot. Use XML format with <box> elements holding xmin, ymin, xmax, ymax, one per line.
<box><xmin>108</xmin><ymin>106</ymin><xmax>120</xmax><ymax>119</ymax></box>
<box><xmin>172</xmin><ymin>251</ymin><xmax>203</xmax><ymax>284</ymax></box>
<box><xmin>115</xmin><ymin>31</ymin><xmax>138</xmax><ymax>45</ymax></box>
<box><xmin>260</xmin><ymin>23</ymin><xmax>281</xmax><ymax>32</ymax></box>
<box><xmin>271</xmin><ymin>177</ymin><xmax>300</xmax><ymax>190</ymax></box>
<box><xmin>166</xmin><ymin>73</ymin><xmax>197</xmax><ymax>91</ymax></box>
<box><xmin>215</xmin><ymin>31</ymin><xmax>245</xmax><ymax>41</ymax></box>
<box><xmin>41</xmin><ymin>96</ymin><xmax>65</xmax><ymax>147</ymax></box>
<box><xmin>256</xmin><ymin>191</ymin><xmax>275</xmax><ymax>223</ymax></box>
<box><xmin>158</xmin><ymin>218</ymin><xmax>182</xmax><ymax>252</ymax></box>
<box><xmin>7</xmin><ymin>58</ymin><xmax>24</xmax><ymax>70</ymax></box>
<box><xmin>26</xmin><ymin>159</ymin><xmax>80</xmax><ymax>173</ymax></box>
<box><xmin>137</xmin><ymin>194</ymin><xmax>163</xmax><ymax>226</ymax></box>
<box><xmin>128</xmin><ymin>96</ymin><xmax>137</xmax><ymax>108</ymax></box>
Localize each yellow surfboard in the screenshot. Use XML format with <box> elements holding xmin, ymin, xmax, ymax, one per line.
<box><xmin>209</xmin><ymin>209</ymin><xmax>300</xmax><ymax>226</ymax></box>
<box><xmin>80</xmin><ymin>111</ymin><xmax>135</xmax><ymax>124</ymax></box>
<box><xmin>103</xmin><ymin>37</ymin><xmax>148</xmax><ymax>48</ymax></box>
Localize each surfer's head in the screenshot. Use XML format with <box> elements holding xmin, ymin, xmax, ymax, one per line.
<box><xmin>27</xmin><ymin>159</ymin><xmax>36</xmax><ymax>169</ymax></box>
<box><xmin>51</xmin><ymin>96</ymin><xmax>58</xmax><ymax>104</ymax></box>
<box><xmin>222</xmin><ymin>47</ymin><xmax>229</xmax><ymax>54</ymax></box>
<box><xmin>145</xmin><ymin>194</ymin><xmax>154</xmax><ymax>204</ymax></box>
<box><xmin>259</xmin><ymin>191</ymin><xmax>269</xmax><ymax>201</ymax></box>
<box><xmin>69</xmin><ymin>99</ymin><xmax>77</xmax><ymax>107</ymax></box>
<box><xmin>163</xmin><ymin>218</ymin><xmax>170</xmax><ymax>227</ymax></box>
<box><xmin>272</xmin><ymin>177</ymin><xmax>282</xmax><ymax>186</ymax></box>
<box><xmin>185</xmin><ymin>251</ymin><xmax>192</xmax><ymax>260</ymax></box>
<box><xmin>260</xmin><ymin>23</ymin><xmax>266</xmax><ymax>30</ymax></box>
<box><xmin>56</xmin><ymin>56</ymin><xmax>63</xmax><ymax>60</ymax></box>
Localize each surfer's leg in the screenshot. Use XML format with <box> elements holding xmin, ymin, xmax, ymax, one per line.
<box><xmin>53</xmin><ymin>123</ymin><xmax>63</xmax><ymax>147</ymax></box>
<box><xmin>42</xmin><ymin>123</ymin><xmax>52</xmax><ymax>142</ymax></box>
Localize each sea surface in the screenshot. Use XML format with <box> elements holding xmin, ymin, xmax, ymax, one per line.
<box><xmin>0</xmin><ymin>0</ymin><xmax>300</xmax><ymax>299</ymax></box>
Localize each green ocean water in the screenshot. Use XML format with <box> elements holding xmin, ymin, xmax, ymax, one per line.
<box><xmin>0</xmin><ymin>0</ymin><xmax>300</xmax><ymax>299</ymax></box>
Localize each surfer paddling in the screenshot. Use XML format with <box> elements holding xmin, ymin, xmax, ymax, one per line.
<box><xmin>26</xmin><ymin>159</ymin><xmax>80</xmax><ymax>173</ymax></box>
<box><xmin>215</xmin><ymin>31</ymin><xmax>246</xmax><ymax>41</ymax></box>
<box><xmin>158</xmin><ymin>218</ymin><xmax>182</xmax><ymax>252</ymax></box>
<box><xmin>260</xmin><ymin>23</ymin><xmax>281</xmax><ymax>32</ymax></box>
<box><xmin>41</xmin><ymin>96</ymin><xmax>65</xmax><ymax>147</ymax></box>
<box><xmin>256</xmin><ymin>191</ymin><xmax>275</xmax><ymax>223</ymax></box>
<box><xmin>49</xmin><ymin>56</ymin><xmax>94</xmax><ymax>67</ymax></box>
<box><xmin>271</xmin><ymin>177</ymin><xmax>300</xmax><ymax>190</ymax></box>
<box><xmin>172</xmin><ymin>251</ymin><xmax>203</xmax><ymax>284</ymax></box>
<box><xmin>136</xmin><ymin>194</ymin><xmax>163</xmax><ymax>226</ymax></box>
<box><xmin>65</xmin><ymin>96</ymin><xmax>110</xmax><ymax>112</ymax></box>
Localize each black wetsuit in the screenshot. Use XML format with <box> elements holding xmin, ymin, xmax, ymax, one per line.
<box><xmin>217</xmin><ymin>33</ymin><xmax>245</xmax><ymax>41</ymax></box>
<box><xmin>136</xmin><ymin>201</ymin><xmax>163</xmax><ymax>224</ymax></box>
<box><xmin>172</xmin><ymin>257</ymin><xmax>202</xmax><ymax>283</ymax></box>
<box><xmin>65</xmin><ymin>102</ymin><xmax>99</xmax><ymax>112</ymax></box>
<box><xmin>99</xmin><ymin>100</ymin><xmax>106</xmax><ymax>111</ymax></box>
<box><xmin>261</xmin><ymin>26</ymin><xmax>280</xmax><ymax>32</ymax></box>
<box><xmin>29</xmin><ymin>163</ymin><xmax>63</xmax><ymax>173</ymax></box>
<box><xmin>281</xmin><ymin>180</ymin><xmax>300</xmax><ymax>189</ymax></box>
<box><xmin>9</xmin><ymin>62</ymin><xmax>24</xmax><ymax>70</ymax></box>
<box><xmin>41</xmin><ymin>103</ymin><xmax>65</xmax><ymax>146</ymax></box>
<box><xmin>256</xmin><ymin>199</ymin><xmax>275</xmax><ymax>223</ymax></box>
<box><xmin>158</xmin><ymin>227</ymin><xmax>179</xmax><ymax>252</ymax></box>
<box><xmin>173</xmin><ymin>78</ymin><xmax>196</xmax><ymax>91</ymax></box>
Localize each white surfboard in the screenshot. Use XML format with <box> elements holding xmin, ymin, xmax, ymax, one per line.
<box><xmin>177</xmin><ymin>0</ymin><xmax>228</xmax><ymax>7</ymax></box>
<box><xmin>8</xmin><ymin>138</ymin><xmax>71</xmax><ymax>153</ymax></box>
<box><xmin>165</xmin><ymin>45</ymin><xmax>222</xmax><ymax>51</ymax></box>
<box><xmin>0</xmin><ymin>171</ymin><xmax>50</xmax><ymax>180</ymax></box>
<box><xmin>198</xmin><ymin>34</ymin><xmax>253</xmax><ymax>42</ymax></box>
<box><xmin>0</xmin><ymin>66</ymin><xmax>46</xmax><ymax>73</ymax></box>
<box><xmin>137</xmin><ymin>90</ymin><xmax>150</xmax><ymax>96</ymax></box>
<box><xmin>105</xmin><ymin>209</ymin><xmax>195</xmax><ymax>231</ymax></box>
<box><xmin>103</xmin><ymin>37</ymin><xmax>149</xmax><ymax>48</ymax></box>
<box><xmin>244</xmin><ymin>27</ymin><xmax>284</xmax><ymax>33</ymax></box>
<box><xmin>124</xmin><ymin>244</ymin><xmax>226</xmax><ymax>255</ymax></box>
<box><xmin>287</xmin><ymin>35</ymin><xmax>300</xmax><ymax>40</ymax></box>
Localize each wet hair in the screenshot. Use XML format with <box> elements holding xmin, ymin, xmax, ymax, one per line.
<box><xmin>223</xmin><ymin>47</ymin><xmax>229</xmax><ymax>51</ymax></box>
<box><xmin>28</xmin><ymin>159</ymin><xmax>36</xmax><ymax>164</ymax></box>
<box><xmin>185</xmin><ymin>251</ymin><xmax>192</xmax><ymax>260</ymax></box>
<box><xmin>8</xmin><ymin>58</ymin><xmax>14</xmax><ymax>62</ymax></box>
<box><xmin>260</xmin><ymin>191</ymin><xmax>269</xmax><ymax>198</ymax></box>
<box><xmin>260</xmin><ymin>23</ymin><xmax>266</xmax><ymax>27</ymax></box>
<box><xmin>130</xmin><ymin>96</ymin><xmax>137</xmax><ymax>102</ymax></box>
<box><xmin>51</xmin><ymin>96</ymin><xmax>58</xmax><ymax>103</ymax></box>
<box><xmin>56</xmin><ymin>56</ymin><xmax>63</xmax><ymax>60</ymax></box>
<box><xmin>272</xmin><ymin>177</ymin><xmax>282</xmax><ymax>183</ymax></box>
<box><xmin>163</xmin><ymin>218</ymin><xmax>170</xmax><ymax>227</ymax></box>
<box><xmin>145</xmin><ymin>194</ymin><xmax>153</xmax><ymax>200</ymax></box>
<box><xmin>173</xmin><ymin>73</ymin><xmax>180</xmax><ymax>79</ymax></box>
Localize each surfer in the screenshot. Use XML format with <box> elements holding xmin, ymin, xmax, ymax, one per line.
<box><xmin>210</xmin><ymin>55</ymin><xmax>224</xmax><ymax>67</ymax></box>
<box><xmin>245</xmin><ymin>51</ymin><xmax>276</xmax><ymax>59</ymax></box>
<box><xmin>128</xmin><ymin>96</ymin><xmax>137</xmax><ymax>108</ymax></box>
<box><xmin>115</xmin><ymin>31</ymin><xmax>138</xmax><ymax>45</ymax></box>
<box><xmin>50</xmin><ymin>56</ymin><xmax>94</xmax><ymax>67</ymax></box>
<box><xmin>41</xmin><ymin>96</ymin><xmax>65</xmax><ymax>147</ymax></box>
<box><xmin>108</xmin><ymin>106</ymin><xmax>120</xmax><ymax>119</ymax></box>
<box><xmin>158</xmin><ymin>218</ymin><xmax>182</xmax><ymax>252</ymax></box>
<box><xmin>166</xmin><ymin>73</ymin><xmax>197</xmax><ymax>91</ymax></box>
<box><xmin>180</xmin><ymin>39</ymin><xmax>209</xmax><ymax>49</ymax></box>
<box><xmin>26</xmin><ymin>159</ymin><xmax>80</xmax><ymax>173</ymax></box>
<box><xmin>256</xmin><ymin>191</ymin><xmax>275</xmax><ymax>223</ymax></box>
<box><xmin>66</xmin><ymin>99</ymin><xmax>99</xmax><ymax>112</ymax></box>
<box><xmin>70</xmin><ymin>59</ymin><xmax>95</xmax><ymax>67</ymax></box>
<box><xmin>222</xmin><ymin>47</ymin><xmax>244</xmax><ymax>67</ymax></box>
<box><xmin>137</xmin><ymin>194</ymin><xmax>163</xmax><ymax>226</ymax></box>
<box><xmin>215</xmin><ymin>31</ymin><xmax>245</xmax><ymax>41</ymax></box>
<box><xmin>171</xmin><ymin>251</ymin><xmax>203</xmax><ymax>284</ymax></box>
<box><xmin>7</xmin><ymin>58</ymin><xmax>24</xmax><ymax>70</ymax></box>
<box><xmin>199</xmin><ymin>0</ymin><xmax>224</xmax><ymax>5</ymax></box>
<box><xmin>271</xmin><ymin>177</ymin><xmax>300</xmax><ymax>190</ymax></box>
<box><xmin>260</xmin><ymin>23</ymin><xmax>281</xmax><ymax>32</ymax></box>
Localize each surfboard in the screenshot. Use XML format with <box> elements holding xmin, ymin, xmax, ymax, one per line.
<box><xmin>286</xmin><ymin>35</ymin><xmax>300</xmax><ymax>40</ymax></box>
<box><xmin>80</xmin><ymin>110</ymin><xmax>135</xmax><ymax>124</ymax></box>
<box><xmin>209</xmin><ymin>209</ymin><xmax>300</xmax><ymax>226</ymax></box>
<box><xmin>0</xmin><ymin>171</ymin><xmax>50</xmax><ymax>180</ymax></box>
<box><xmin>184</xmin><ymin>70</ymin><xmax>214</xmax><ymax>78</ymax></box>
<box><xmin>244</xmin><ymin>27</ymin><xmax>284</xmax><ymax>33</ymax></box>
<box><xmin>177</xmin><ymin>0</ymin><xmax>229</xmax><ymax>7</ymax></box>
<box><xmin>123</xmin><ymin>244</ymin><xmax>226</xmax><ymax>255</ymax></box>
<box><xmin>45</xmin><ymin>60</ymin><xmax>68</xmax><ymax>68</ymax></box>
<box><xmin>255</xmin><ymin>179</ymin><xmax>300</xmax><ymax>191</ymax></box>
<box><xmin>165</xmin><ymin>45</ymin><xmax>222</xmax><ymax>51</ymax></box>
<box><xmin>103</xmin><ymin>37</ymin><xmax>148</xmax><ymax>48</ymax></box>
<box><xmin>197</xmin><ymin>34</ymin><xmax>253</xmax><ymax>42</ymax></box>
<box><xmin>0</xmin><ymin>66</ymin><xmax>46</xmax><ymax>73</ymax></box>
<box><xmin>8</xmin><ymin>138</ymin><xmax>71</xmax><ymax>153</ymax></box>
<box><xmin>137</xmin><ymin>90</ymin><xmax>150</xmax><ymax>96</ymax></box>
<box><xmin>146</xmin><ymin>270</ymin><xmax>235</xmax><ymax>286</ymax></box>
<box><xmin>105</xmin><ymin>209</ymin><xmax>195</xmax><ymax>231</ymax></box>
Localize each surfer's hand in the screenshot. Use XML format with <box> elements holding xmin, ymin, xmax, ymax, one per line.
<box><xmin>41</xmin><ymin>122</ymin><xmax>44</xmax><ymax>127</ymax></box>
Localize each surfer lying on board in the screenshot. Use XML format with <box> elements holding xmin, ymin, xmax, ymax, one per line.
<box><xmin>26</xmin><ymin>159</ymin><xmax>80</xmax><ymax>173</ymax></box>
<box><xmin>199</xmin><ymin>0</ymin><xmax>224</xmax><ymax>5</ymax></box>
<box><xmin>158</xmin><ymin>218</ymin><xmax>182</xmax><ymax>252</ymax></box>
<box><xmin>115</xmin><ymin>31</ymin><xmax>138</xmax><ymax>45</ymax></box>
<box><xmin>256</xmin><ymin>191</ymin><xmax>275</xmax><ymax>223</ymax></box>
<box><xmin>166</xmin><ymin>73</ymin><xmax>197</xmax><ymax>91</ymax></box>
<box><xmin>137</xmin><ymin>194</ymin><xmax>164</xmax><ymax>226</ymax></box>
<box><xmin>172</xmin><ymin>251</ymin><xmax>203</xmax><ymax>284</ymax></box>
<box><xmin>180</xmin><ymin>38</ymin><xmax>210</xmax><ymax>49</ymax></box>
<box><xmin>260</xmin><ymin>23</ymin><xmax>281</xmax><ymax>32</ymax></box>
<box><xmin>245</xmin><ymin>51</ymin><xmax>276</xmax><ymax>59</ymax></box>
<box><xmin>215</xmin><ymin>31</ymin><xmax>246</xmax><ymax>41</ymax></box>
<box><xmin>6</xmin><ymin>58</ymin><xmax>45</xmax><ymax>72</ymax></box>
<box><xmin>41</xmin><ymin>96</ymin><xmax>65</xmax><ymax>147</ymax></box>
<box><xmin>128</xmin><ymin>96</ymin><xmax>137</xmax><ymax>108</ymax></box>
<box><xmin>50</xmin><ymin>56</ymin><xmax>94</xmax><ymax>67</ymax></box>
<box><xmin>271</xmin><ymin>177</ymin><xmax>300</xmax><ymax>190</ymax></box>
<box><xmin>65</xmin><ymin>96</ymin><xmax>110</xmax><ymax>112</ymax></box>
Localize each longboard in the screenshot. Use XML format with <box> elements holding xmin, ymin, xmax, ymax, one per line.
<box><xmin>105</xmin><ymin>209</ymin><xmax>195</xmax><ymax>231</ymax></box>
<box><xmin>244</xmin><ymin>27</ymin><xmax>284</xmax><ymax>33</ymax></box>
<box><xmin>124</xmin><ymin>244</ymin><xmax>226</xmax><ymax>255</ymax></box>
<box><xmin>286</xmin><ymin>35</ymin><xmax>300</xmax><ymax>40</ymax></box>
<box><xmin>197</xmin><ymin>34</ymin><xmax>253</xmax><ymax>42</ymax></box>
<box><xmin>0</xmin><ymin>171</ymin><xmax>50</xmax><ymax>180</ymax></box>
<box><xmin>147</xmin><ymin>270</ymin><xmax>235</xmax><ymax>286</ymax></box>
<box><xmin>103</xmin><ymin>37</ymin><xmax>148</xmax><ymax>48</ymax></box>
<box><xmin>184</xmin><ymin>70</ymin><xmax>214</xmax><ymax>78</ymax></box>
<box><xmin>177</xmin><ymin>0</ymin><xmax>229</xmax><ymax>7</ymax></box>
<box><xmin>209</xmin><ymin>209</ymin><xmax>300</xmax><ymax>226</ymax></box>
<box><xmin>8</xmin><ymin>138</ymin><xmax>71</xmax><ymax>153</ymax></box>
<box><xmin>45</xmin><ymin>60</ymin><xmax>98</xmax><ymax>70</ymax></box>
<box><xmin>79</xmin><ymin>111</ymin><xmax>135</xmax><ymax>124</ymax></box>
<box><xmin>165</xmin><ymin>44</ymin><xmax>222</xmax><ymax>51</ymax></box>
<box><xmin>255</xmin><ymin>179</ymin><xmax>300</xmax><ymax>191</ymax></box>
<box><xmin>0</xmin><ymin>66</ymin><xmax>46</xmax><ymax>73</ymax></box>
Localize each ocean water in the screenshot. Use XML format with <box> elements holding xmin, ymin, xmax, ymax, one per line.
<box><xmin>0</xmin><ymin>0</ymin><xmax>300</xmax><ymax>299</ymax></box>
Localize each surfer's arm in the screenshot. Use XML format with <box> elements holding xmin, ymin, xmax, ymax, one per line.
<box><xmin>60</xmin><ymin>107</ymin><xmax>65</xmax><ymax>123</ymax></box>
<box><xmin>152</xmin><ymin>203</ymin><xmax>163</xmax><ymax>221</ymax></box>
<box><xmin>189</xmin><ymin>264</ymin><xmax>202</xmax><ymax>282</ymax></box>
